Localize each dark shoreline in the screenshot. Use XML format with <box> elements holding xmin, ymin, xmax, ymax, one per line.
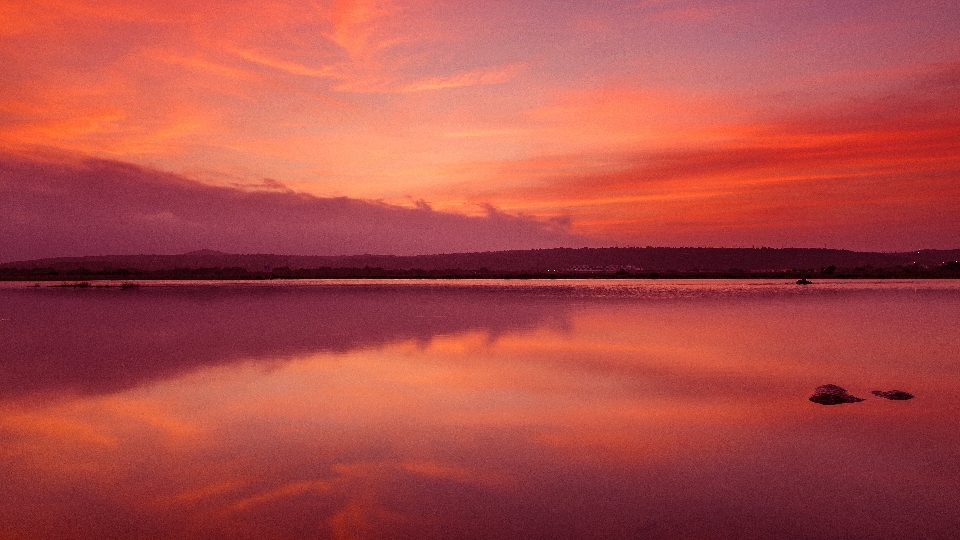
<box><xmin>3</xmin><ymin>266</ymin><xmax>960</xmax><ymax>282</ymax></box>
<box><xmin>4</xmin><ymin>247</ymin><xmax>959</xmax><ymax>281</ymax></box>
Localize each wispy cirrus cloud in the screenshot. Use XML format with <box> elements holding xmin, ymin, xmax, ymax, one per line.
<box><xmin>436</xmin><ymin>63</ymin><xmax>960</xmax><ymax>250</ymax></box>
<box><xmin>322</xmin><ymin>0</ymin><xmax>399</xmax><ymax>60</ymax></box>
<box><xmin>231</xmin><ymin>48</ymin><xmax>345</xmax><ymax>79</ymax></box>
<box><xmin>399</xmin><ymin>63</ymin><xmax>526</xmax><ymax>92</ymax></box>
<box><xmin>331</xmin><ymin>62</ymin><xmax>526</xmax><ymax>93</ymax></box>
<box><xmin>3</xmin><ymin>0</ymin><xmax>959</xmax><ymax>252</ymax></box>
<box><xmin>154</xmin><ymin>51</ymin><xmax>261</xmax><ymax>81</ymax></box>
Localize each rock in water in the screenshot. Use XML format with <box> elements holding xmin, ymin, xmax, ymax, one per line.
<box><xmin>870</xmin><ymin>390</ymin><xmax>914</xmax><ymax>400</ymax></box>
<box><xmin>809</xmin><ymin>384</ymin><xmax>865</xmax><ymax>405</ymax></box>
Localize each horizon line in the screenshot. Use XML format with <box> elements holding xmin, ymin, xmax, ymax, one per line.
<box><xmin>5</xmin><ymin>245</ymin><xmax>960</xmax><ymax>266</ymax></box>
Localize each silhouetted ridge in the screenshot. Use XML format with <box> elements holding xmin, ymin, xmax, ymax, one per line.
<box><xmin>4</xmin><ymin>247</ymin><xmax>959</xmax><ymax>275</ymax></box>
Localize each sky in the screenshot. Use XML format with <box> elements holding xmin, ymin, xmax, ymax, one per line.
<box><xmin>2</xmin><ymin>0</ymin><xmax>959</xmax><ymax>259</ymax></box>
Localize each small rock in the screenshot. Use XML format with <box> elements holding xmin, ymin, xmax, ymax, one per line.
<box><xmin>870</xmin><ymin>390</ymin><xmax>914</xmax><ymax>400</ymax></box>
<box><xmin>809</xmin><ymin>384</ymin><xmax>865</xmax><ymax>405</ymax></box>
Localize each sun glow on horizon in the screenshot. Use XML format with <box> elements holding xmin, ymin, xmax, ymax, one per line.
<box><xmin>2</xmin><ymin>0</ymin><xmax>959</xmax><ymax>255</ymax></box>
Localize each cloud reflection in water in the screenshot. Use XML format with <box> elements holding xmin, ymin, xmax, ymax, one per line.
<box><xmin>1</xmin><ymin>281</ymin><xmax>959</xmax><ymax>539</ymax></box>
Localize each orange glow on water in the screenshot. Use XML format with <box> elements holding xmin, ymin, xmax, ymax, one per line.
<box><xmin>2</xmin><ymin>282</ymin><xmax>959</xmax><ymax>538</ymax></box>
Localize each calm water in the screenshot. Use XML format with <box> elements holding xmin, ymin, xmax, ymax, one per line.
<box><xmin>1</xmin><ymin>279</ymin><xmax>959</xmax><ymax>539</ymax></box>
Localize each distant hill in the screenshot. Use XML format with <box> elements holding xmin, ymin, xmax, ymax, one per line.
<box><xmin>4</xmin><ymin>247</ymin><xmax>960</xmax><ymax>274</ymax></box>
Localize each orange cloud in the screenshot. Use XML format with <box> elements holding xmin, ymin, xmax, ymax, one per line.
<box><xmin>324</xmin><ymin>0</ymin><xmax>396</xmax><ymax>60</ymax></box>
<box><xmin>431</xmin><ymin>63</ymin><xmax>960</xmax><ymax>249</ymax></box>
<box><xmin>3</xmin><ymin>0</ymin><xmax>959</xmax><ymax>251</ymax></box>
<box><xmin>154</xmin><ymin>51</ymin><xmax>259</xmax><ymax>81</ymax></box>
<box><xmin>232</xmin><ymin>48</ymin><xmax>344</xmax><ymax>79</ymax></box>
<box><xmin>400</xmin><ymin>63</ymin><xmax>526</xmax><ymax>92</ymax></box>
<box><xmin>229</xmin><ymin>480</ymin><xmax>334</xmax><ymax>512</ymax></box>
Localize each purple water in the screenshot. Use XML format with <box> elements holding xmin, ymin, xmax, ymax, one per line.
<box><xmin>1</xmin><ymin>280</ymin><xmax>958</xmax><ymax>539</ymax></box>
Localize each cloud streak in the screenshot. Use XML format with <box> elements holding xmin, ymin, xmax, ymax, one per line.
<box><xmin>399</xmin><ymin>63</ymin><xmax>526</xmax><ymax>92</ymax></box>
<box><xmin>445</xmin><ymin>64</ymin><xmax>960</xmax><ymax>250</ymax></box>
<box><xmin>0</xmin><ymin>152</ymin><xmax>589</xmax><ymax>262</ymax></box>
<box><xmin>2</xmin><ymin>0</ymin><xmax>959</xmax><ymax>251</ymax></box>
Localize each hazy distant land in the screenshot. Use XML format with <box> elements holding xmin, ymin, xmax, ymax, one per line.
<box><xmin>3</xmin><ymin>247</ymin><xmax>959</xmax><ymax>280</ymax></box>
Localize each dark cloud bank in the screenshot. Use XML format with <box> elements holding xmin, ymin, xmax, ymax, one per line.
<box><xmin>0</xmin><ymin>152</ymin><xmax>588</xmax><ymax>262</ymax></box>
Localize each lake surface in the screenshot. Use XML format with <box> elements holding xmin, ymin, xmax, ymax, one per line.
<box><xmin>1</xmin><ymin>279</ymin><xmax>959</xmax><ymax>539</ymax></box>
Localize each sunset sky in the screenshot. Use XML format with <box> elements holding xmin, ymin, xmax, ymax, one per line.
<box><xmin>2</xmin><ymin>0</ymin><xmax>959</xmax><ymax>259</ymax></box>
